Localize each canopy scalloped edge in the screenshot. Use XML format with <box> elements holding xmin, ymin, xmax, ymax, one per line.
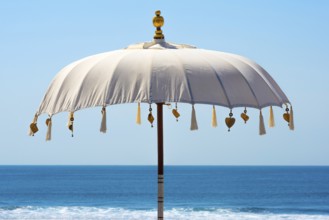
<box><xmin>36</xmin><ymin>101</ymin><xmax>289</xmax><ymax>117</ymax></box>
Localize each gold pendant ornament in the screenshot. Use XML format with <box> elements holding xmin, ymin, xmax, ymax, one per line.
<box><xmin>29</xmin><ymin>114</ymin><xmax>39</xmax><ymax>136</ymax></box>
<box><xmin>45</xmin><ymin>118</ymin><xmax>51</xmax><ymax>126</ymax></box>
<box><xmin>172</xmin><ymin>103</ymin><xmax>180</xmax><ymax>122</ymax></box>
<box><xmin>283</xmin><ymin>107</ymin><xmax>290</xmax><ymax>123</ymax></box>
<box><xmin>225</xmin><ymin>110</ymin><xmax>235</xmax><ymax>131</ymax></box>
<box><xmin>68</xmin><ymin>112</ymin><xmax>74</xmax><ymax>137</ymax></box>
<box><xmin>148</xmin><ymin>113</ymin><xmax>154</xmax><ymax>127</ymax></box>
<box><xmin>148</xmin><ymin>104</ymin><xmax>154</xmax><ymax>127</ymax></box>
<box><xmin>172</xmin><ymin>109</ymin><xmax>180</xmax><ymax>121</ymax></box>
<box><xmin>240</xmin><ymin>108</ymin><xmax>249</xmax><ymax>124</ymax></box>
<box><xmin>283</xmin><ymin>113</ymin><xmax>290</xmax><ymax>122</ymax></box>
<box><xmin>29</xmin><ymin>123</ymin><xmax>38</xmax><ymax>135</ymax></box>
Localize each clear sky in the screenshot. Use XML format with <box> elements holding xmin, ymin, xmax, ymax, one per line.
<box><xmin>1</xmin><ymin>0</ymin><xmax>328</xmax><ymax>165</ymax></box>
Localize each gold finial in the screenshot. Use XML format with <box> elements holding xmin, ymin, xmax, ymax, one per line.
<box><xmin>153</xmin><ymin>10</ymin><xmax>164</xmax><ymax>39</ymax></box>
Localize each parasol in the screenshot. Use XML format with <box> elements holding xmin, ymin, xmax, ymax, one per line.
<box><xmin>29</xmin><ymin>11</ymin><xmax>294</xmax><ymax>219</ymax></box>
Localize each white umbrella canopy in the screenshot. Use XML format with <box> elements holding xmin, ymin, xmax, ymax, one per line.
<box><xmin>37</xmin><ymin>40</ymin><xmax>289</xmax><ymax>116</ymax></box>
<box><xmin>29</xmin><ymin>10</ymin><xmax>294</xmax><ymax>220</ymax></box>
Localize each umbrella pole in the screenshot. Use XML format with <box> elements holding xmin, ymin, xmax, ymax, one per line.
<box><xmin>157</xmin><ymin>103</ymin><xmax>164</xmax><ymax>219</ymax></box>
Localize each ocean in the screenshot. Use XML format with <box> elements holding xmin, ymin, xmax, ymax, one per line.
<box><xmin>0</xmin><ymin>166</ymin><xmax>328</xmax><ymax>220</ymax></box>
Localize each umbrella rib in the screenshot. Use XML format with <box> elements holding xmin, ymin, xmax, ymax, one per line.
<box><xmin>197</xmin><ymin>51</ymin><xmax>233</xmax><ymax>108</ymax></box>
<box><xmin>103</xmin><ymin>50</ymin><xmax>134</xmax><ymax>105</ymax></box>
<box><xmin>172</xmin><ymin>51</ymin><xmax>194</xmax><ymax>103</ymax></box>
<box><xmin>37</xmin><ymin>60</ymin><xmax>82</xmax><ymax>115</ymax></box>
<box><xmin>215</xmin><ymin>56</ymin><xmax>261</xmax><ymax>109</ymax></box>
<box><xmin>45</xmin><ymin>53</ymin><xmax>112</xmax><ymax>115</ymax></box>
<box><xmin>77</xmin><ymin>51</ymin><xmax>134</xmax><ymax>109</ymax></box>
<box><xmin>71</xmin><ymin>54</ymin><xmax>115</xmax><ymax>111</ymax></box>
<box><xmin>149</xmin><ymin>51</ymin><xmax>155</xmax><ymax>103</ymax></box>
<box><xmin>148</xmin><ymin>51</ymin><xmax>153</xmax><ymax>104</ymax></box>
<box><xmin>227</xmin><ymin>54</ymin><xmax>284</xmax><ymax>107</ymax></box>
<box><xmin>42</xmin><ymin>59</ymin><xmax>88</xmax><ymax>115</ymax></box>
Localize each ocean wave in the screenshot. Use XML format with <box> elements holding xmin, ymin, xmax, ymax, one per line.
<box><xmin>0</xmin><ymin>207</ymin><xmax>329</xmax><ymax>220</ymax></box>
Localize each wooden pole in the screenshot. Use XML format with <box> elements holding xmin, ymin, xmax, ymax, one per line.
<box><xmin>157</xmin><ymin>103</ymin><xmax>164</xmax><ymax>219</ymax></box>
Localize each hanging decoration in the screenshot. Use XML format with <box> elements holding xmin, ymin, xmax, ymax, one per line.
<box><xmin>45</xmin><ymin>116</ymin><xmax>52</xmax><ymax>141</ymax></box>
<box><xmin>289</xmin><ymin>105</ymin><xmax>294</xmax><ymax>130</ymax></box>
<box><xmin>259</xmin><ymin>110</ymin><xmax>266</xmax><ymax>135</ymax></box>
<box><xmin>172</xmin><ymin>102</ymin><xmax>180</xmax><ymax>122</ymax></box>
<box><xmin>30</xmin><ymin>103</ymin><xmax>295</xmax><ymax>140</ymax></box>
<box><xmin>269</xmin><ymin>106</ymin><xmax>275</xmax><ymax>128</ymax></box>
<box><xmin>68</xmin><ymin>112</ymin><xmax>74</xmax><ymax>137</ymax></box>
<box><xmin>283</xmin><ymin>105</ymin><xmax>290</xmax><ymax>126</ymax></box>
<box><xmin>136</xmin><ymin>102</ymin><xmax>141</xmax><ymax>125</ymax></box>
<box><xmin>225</xmin><ymin>109</ymin><xmax>235</xmax><ymax>132</ymax></box>
<box><xmin>190</xmin><ymin>105</ymin><xmax>198</xmax><ymax>130</ymax></box>
<box><xmin>100</xmin><ymin>106</ymin><xmax>107</xmax><ymax>133</ymax></box>
<box><xmin>240</xmin><ymin>107</ymin><xmax>249</xmax><ymax>124</ymax></box>
<box><xmin>212</xmin><ymin>105</ymin><xmax>218</xmax><ymax>128</ymax></box>
<box><xmin>148</xmin><ymin>104</ymin><xmax>154</xmax><ymax>127</ymax></box>
<box><xmin>29</xmin><ymin>114</ymin><xmax>39</xmax><ymax>136</ymax></box>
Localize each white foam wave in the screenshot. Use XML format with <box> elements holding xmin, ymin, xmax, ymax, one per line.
<box><xmin>0</xmin><ymin>207</ymin><xmax>328</xmax><ymax>220</ymax></box>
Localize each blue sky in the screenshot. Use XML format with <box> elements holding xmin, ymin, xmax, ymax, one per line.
<box><xmin>1</xmin><ymin>0</ymin><xmax>328</xmax><ymax>165</ymax></box>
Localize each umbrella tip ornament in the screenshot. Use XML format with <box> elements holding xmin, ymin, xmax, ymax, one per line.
<box><xmin>153</xmin><ymin>10</ymin><xmax>164</xmax><ymax>40</ymax></box>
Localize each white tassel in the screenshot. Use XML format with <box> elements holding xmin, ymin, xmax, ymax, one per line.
<box><xmin>29</xmin><ymin>114</ymin><xmax>38</xmax><ymax>136</ymax></box>
<box><xmin>269</xmin><ymin>106</ymin><xmax>275</xmax><ymax>128</ymax></box>
<box><xmin>136</xmin><ymin>103</ymin><xmax>141</xmax><ymax>125</ymax></box>
<box><xmin>212</xmin><ymin>105</ymin><xmax>218</xmax><ymax>127</ymax></box>
<box><xmin>100</xmin><ymin>107</ymin><xmax>107</xmax><ymax>133</ymax></box>
<box><xmin>259</xmin><ymin>110</ymin><xmax>266</xmax><ymax>135</ymax></box>
<box><xmin>289</xmin><ymin>105</ymin><xmax>294</xmax><ymax>130</ymax></box>
<box><xmin>190</xmin><ymin>105</ymin><xmax>198</xmax><ymax>131</ymax></box>
<box><xmin>46</xmin><ymin>117</ymin><xmax>52</xmax><ymax>141</ymax></box>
